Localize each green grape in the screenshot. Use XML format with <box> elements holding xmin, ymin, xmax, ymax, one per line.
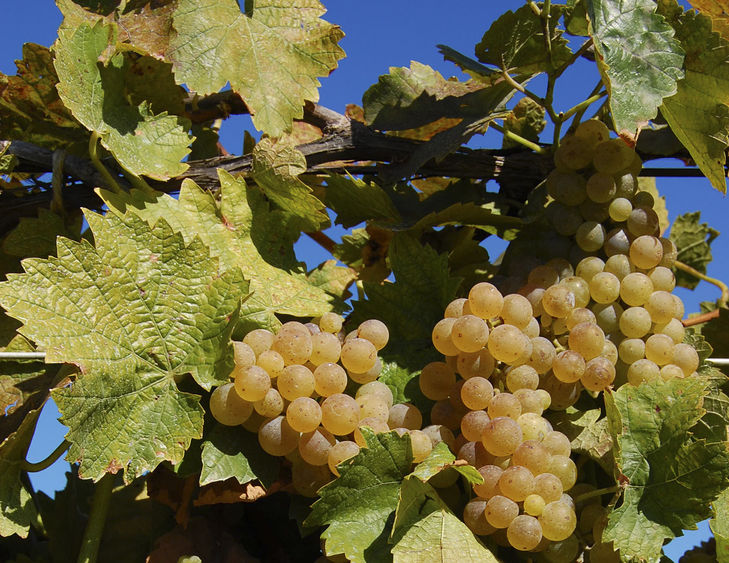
<box><xmin>431</xmin><ymin>317</ymin><xmax>460</xmax><ymax>356</ymax></box>
<box><xmin>629</xmin><ymin>235</ymin><xmax>663</xmax><ymax>269</ymax></box>
<box><xmin>485</xmin><ymin>494</ymin><xmax>520</xmax><ymax>528</ymax></box>
<box><xmin>518</xmin><ymin>412</ymin><xmax>552</xmax><ymax>441</ymax></box>
<box><xmin>253</xmin><ymin>388</ymin><xmax>285</xmax><ymax>418</ymax></box>
<box><xmin>210</xmin><ymin>382</ymin><xmax>253</xmax><ymax>426</ymax></box>
<box><xmin>586</xmin><ymin>172</ymin><xmax>617</xmax><ymax>203</ymax></box>
<box><xmin>528</xmin><ymin>337</ymin><xmax>557</xmax><ymax>374</ymax></box>
<box><xmin>488</xmin><ymin>392</ymin><xmax>523</xmax><ymax>420</ymax></box>
<box><xmin>619</xmin><ymin>306</ymin><xmax>652</xmax><ymax>338</ymax></box>
<box><xmin>575</xmin><ymin>221</ymin><xmax>607</xmax><ymax>252</ymax></box>
<box><xmin>603</xmin><ymin>227</ymin><xmax>631</xmax><ymax>257</ymax></box>
<box><xmin>592</xmin><ymin>138</ymin><xmax>635</xmax><ymax>174</ymax></box>
<box><xmin>589</xmin><ymin>271</ymin><xmax>620</xmax><ymax>304</ymax></box>
<box><xmin>298</xmin><ymin>426</ymin><xmax>336</xmax><ymax>466</ymax></box>
<box><xmin>632</xmin><ymin>190</ymin><xmax>655</xmax><ymax>208</ymax></box>
<box><xmin>422</xmin><ymin>424</ymin><xmax>457</xmax><ymax>452</ymax></box>
<box><xmin>291</xmin><ymin>459</ymin><xmax>332</xmax><ymax>497</ymax></box>
<box><xmin>614</xmin><ymin>172</ymin><xmax>638</xmax><ymax>199</ymax></box>
<box><xmin>313</xmin><ymin>362</ymin><xmax>347</xmax><ymax>397</ymax></box>
<box><xmin>258</xmin><ymin>415</ymin><xmax>300</xmax><ymax>457</ymax></box>
<box><xmin>581</xmin><ymin>356</ymin><xmax>616</xmax><ymax>392</ymax></box>
<box><xmin>356</xmin><ymin>319</ymin><xmax>389</xmax><ymax>351</ymax></box>
<box><xmin>627</xmin><ymin>358</ymin><xmax>661</xmax><ymax>386</ymax></box>
<box><xmin>659</xmin><ymin>237</ymin><xmax>678</xmax><ymax>268</ymax></box>
<box><xmin>654</xmin><ymin>317</ymin><xmax>685</xmax><ymax>344</ymax></box>
<box><xmin>461</xmin><ymin>376</ymin><xmax>494</xmax><ymax>410</ymax></box>
<box><xmin>555</xmin><ymin>135</ymin><xmax>594</xmax><ymax>170</ymax></box>
<box><xmin>234</xmin><ymin>365</ymin><xmax>272</xmax><ymax>402</ymax></box>
<box><xmin>553</xmin><ymin>350</ymin><xmax>586</xmax><ymax>383</ymax></box>
<box><xmin>568</xmin><ymin>321</ymin><xmax>606</xmax><ymax>360</ymax></box>
<box><xmin>524</xmin><ymin>494</ymin><xmax>547</xmax><ymax>516</ymax></box>
<box><xmin>645</xmin><ymin>290</ymin><xmax>678</xmax><ymax>324</ymax></box>
<box><xmin>608</xmin><ymin>197</ymin><xmax>633</xmax><ymax>222</ymax></box>
<box><xmin>278</xmin><ymin>364</ymin><xmax>316</xmax><ymax>400</ymax></box>
<box><xmin>256</xmin><ymin>349</ymin><xmax>285</xmax><ymax>379</ymax></box>
<box><xmin>547</xmin><ymin>170</ymin><xmax>588</xmax><ymax>206</ymax></box>
<box><xmin>539</xmin><ymin>500</ymin><xmax>577</xmax><ymax>541</ymax></box>
<box><xmin>328</xmin><ymin>440</ymin><xmax>360</xmax><ymax>476</ymax></box>
<box><xmin>286</xmin><ymin>396</ymin><xmax>322</xmax><ymax>433</ymax></box>
<box><xmin>620</xmin><ymin>272</ymin><xmax>653</xmax><ymax>306</ymax></box>
<box><xmin>576</xmin><ymin>256</ymin><xmax>605</xmax><ymax>282</ymax></box>
<box><xmin>618</xmin><ymin>338</ymin><xmax>645</xmax><ymax>364</ymax></box>
<box><xmin>507</xmin><ymin>514</ymin><xmax>543</xmax><ymax>551</ymax></box>
<box><xmin>243</xmin><ymin>328</ymin><xmax>275</xmax><ymax>356</ymax></box>
<box><xmin>627</xmin><ymin>206</ymin><xmax>660</xmax><ymax>237</ymax></box>
<box><xmin>488</xmin><ymin>324</ymin><xmax>531</xmax><ymax>364</ymax></box>
<box><xmin>463</xmin><ymin>499</ymin><xmax>497</xmax><ymax>535</ymax></box>
<box><xmin>501</xmin><ymin>294</ymin><xmax>534</xmax><ymax>329</ymax></box>
<box><xmin>468</xmin><ymin>282</ymin><xmax>504</xmax><ymax>319</ymax></box>
<box><xmin>482</xmin><ymin>416</ymin><xmax>523</xmax><ymax>456</ymax></box>
<box><xmin>592</xmin><ymin>302</ymin><xmax>623</xmax><ymax>334</ymax></box>
<box><xmin>542</xmin><ymin>430</ymin><xmax>572</xmax><ymax>457</ymax></box>
<box><xmin>660</xmin><ymin>363</ymin><xmax>685</xmax><ymax>381</ymax></box>
<box><xmin>408</xmin><ymin>429</ymin><xmax>433</xmax><ymax>462</ymax></box>
<box><xmin>320</xmin><ymin>393</ymin><xmax>360</xmax><ymax>436</ymax></box>
<box><xmin>461</xmin><ymin>410</ymin><xmax>492</xmax><ymax>442</ymax></box>
<box><xmin>451</xmin><ymin>314</ymin><xmax>490</xmax><ymax>353</ymax></box>
<box><xmin>645</xmin><ymin>333</ymin><xmax>675</xmax><ymax>366</ymax></box>
<box><xmin>604</xmin><ymin>254</ymin><xmax>632</xmax><ymax>280</ymax></box>
<box><xmin>318</xmin><ymin>311</ymin><xmax>344</xmax><ymax>334</ymax></box>
<box><xmin>340</xmin><ymin>337</ymin><xmax>377</xmax><ymax>373</ymax></box>
<box><xmin>548</xmin><ymin>202</ymin><xmax>585</xmax><ymax>236</ymax></box>
<box><xmin>548</xmin><ymin>455</ymin><xmax>577</xmax><ymax>490</ymax></box>
<box><xmin>575</xmin><ymin>119</ymin><xmax>611</xmax><ymax>146</ymax></box>
<box><xmin>419</xmin><ymin>361</ymin><xmax>457</xmax><ymax>400</ymax></box>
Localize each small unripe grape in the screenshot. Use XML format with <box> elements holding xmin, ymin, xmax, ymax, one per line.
<box><xmin>210</xmin><ymin>382</ymin><xmax>253</xmax><ymax>426</ymax></box>
<box><xmin>328</xmin><ymin>440</ymin><xmax>360</xmax><ymax>476</ymax></box>
<box><xmin>523</xmin><ymin>494</ymin><xmax>546</xmax><ymax>516</ymax></box>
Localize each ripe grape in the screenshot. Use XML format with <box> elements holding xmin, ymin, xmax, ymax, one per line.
<box><xmin>568</xmin><ymin>322</ymin><xmax>605</xmax><ymax>360</ymax></box>
<box><xmin>243</xmin><ymin>328</ymin><xmax>275</xmax><ymax>356</ymax></box>
<box><xmin>461</xmin><ymin>410</ymin><xmax>491</xmax><ymax>442</ymax></box>
<box><xmin>461</xmin><ymin>376</ymin><xmax>494</xmax><ymax>410</ymax></box>
<box><xmin>608</xmin><ymin>197</ymin><xmax>633</xmax><ymax>222</ymax></box>
<box><xmin>408</xmin><ymin>429</ymin><xmax>433</xmax><ymax>462</ymax></box>
<box><xmin>501</xmin><ymin>294</ymin><xmax>533</xmax><ymax>328</ymax></box>
<box><xmin>256</xmin><ymin>349</ymin><xmax>285</xmax><ymax>379</ymax></box>
<box><xmin>313</xmin><ymin>362</ymin><xmax>347</xmax><ymax>397</ymax></box>
<box><xmin>286</xmin><ymin>397</ymin><xmax>322</xmax><ymax>433</ymax></box>
<box><xmin>488</xmin><ymin>393</ymin><xmax>522</xmax><ymax>420</ymax></box>
<box><xmin>210</xmin><ymin>382</ymin><xmax>253</xmax><ymax>426</ymax></box>
<box><xmin>498</xmin><ymin>465</ymin><xmax>536</xmax><ymax>501</ymax></box>
<box><xmin>589</xmin><ymin>272</ymin><xmax>620</xmax><ymax>304</ymax></box>
<box><xmin>328</xmin><ymin>440</ymin><xmax>360</xmax><ymax>476</ymax></box>
<box><xmin>318</xmin><ymin>312</ymin><xmax>344</xmax><ymax>334</ymax></box>
<box><xmin>234</xmin><ymin>365</ymin><xmax>272</xmax><ymax>402</ymax></box>
<box><xmin>419</xmin><ymin>361</ymin><xmax>457</xmax><ymax>400</ymax></box>
<box><xmin>258</xmin><ymin>416</ymin><xmax>300</xmax><ymax>456</ymax></box>
<box><xmin>253</xmin><ymin>388</ymin><xmax>285</xmax><ymax>418</ymax></box>
<box><xmin>468</xmin><ymin>282</ymin><xmax>504</xmax><ymax>319</ymax></box>
<box><xmin>630</xmin><ymin>235</ymin><xmax>663</xmax><ymax>269</ymax></box>
<box><xmin>278</xmin><ymin>365</ymin><xmax>316</xmax><ymax>400</ymax></box>
<box><xmin>553</xmin><ymin>350</ymin><xmax>585</xmax><ymax>383</ymax></box>
<box><xmin>388</xmin><ymin>403</ymin><xmax>423</xmax><ymax>431</ymax></box>
<box><xmin>309</xmin><ymin>331</ymin><xmax>342</xmax><ymax>366</ymax></box>
<box><xmin>575</xmin><ymin>221</ymin><xmax>606</xmax><ymax>252</ymax></box>
<box><xmin>627</xmin><ymin>358</ymin><xmax>661</xmax><ymax>386</ymax></box>
<box><xmin>431</xmin><ymin>317</ymin><xmax>460</xmax><ymax>356</ymax></box>
<box><xmin>353</xmin><ymin>417</ymin><xmax>390</xmax><ymax>447</ymax></box>
<box><xmin>482</xmin><ymin>416</ymin><xmax>523</xmax><ymax>456</ymax></box>
<box><xmin>507</xmin><ymin>514</ymin><xmax>543</xmax><ymax>551</ymax></box>
<box><xmin>485</xmin><ymin>495</ymin><xmax>520</xmax><ymax>528</ymax></box>
<box><xmin>320</xmin><ymin>393</ymin><xmax>360</xmax><ymax>435</ymax></box>
<box><xmin>298</xmin><ymin>426</ymin><xmax>335</xmax><ymax>466</ymax></box>
<box><xmin>450</xmin><ymin>314</ymin><xmax>490</xmax><ymax>353</ymax></box>
<box><xmin>539</xmin><ymin>501</ymin><xmax>577</xmax><ymax>541</ymax></box>
<box><xmin>463</xmin><ymin>499</ymin><xmax>496</xmax><ymax>535</ymax></box>
<box><xmin>488</xmin><ymin>324</ymin><xmax>530</xmax><ymax>364</ymax></box>
<box><xmin>506</xmin><ymin>365</ymin><xmax>539</xmax><ymax>392</ymax></box>
<box><xmin>340</xmin><ymin>337</ymin><xmax>377</xmax><ymax>373</ymax></box>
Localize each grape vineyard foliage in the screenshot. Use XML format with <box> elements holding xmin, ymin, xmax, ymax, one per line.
<box><xmin>0</xmin><ymin>1</ymin><xmax>728</xmax><ymax>562</ymax></box>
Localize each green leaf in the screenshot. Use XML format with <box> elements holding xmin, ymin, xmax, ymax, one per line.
<box><xmin>669</xmin><ymin>211</ymin><xmax>719</xmax><ymax>290</ymax></box>
<box><xmin>603</xmin><ymin>378</ymin><xmax>729</xmax><ymax>561</ymax></box>
<box><xmin>168</xmin><ymin>0</ymin><xmax>344</xmax><ymax>136</ymax></box>
<box><xmin>351</xmin><ymin>233</ymin><xmax>462</xmax><ymax>345</ymax></box>
<box><xmin>409</xmin><ymin>442</ymin><xmax>483</xmax><ymax>485</ymax></box>
<box><xmin>502</xmin><ymin>98</ymin><xmax>546</xmax><ymax>149</ymax></box>
<box><xmin>586</xmin><ymin>0</ymin><xmax>684</xmax><ymax>133</ymax></box>
<box><xmin>200</xmin><ymin>423</ymin><xmax>279</xmax><ymax>488</ymax></box>
<box><xmin>2</xmin><ymin>209</ymin><xmax>81</xmax><ymax>260</ymax></box>
<box><xmin>305</xmin><ymin>429</ymin><xmax>413</xmax><ymax>563</ymax></box>
<box><xmin>659</xmin><ymin>2</ymin><xmax>729</xmax><ymax>193</ymax></box>
<box><xmin>54</xmin><ymin>22</ymin><xmax>192</xmax><ymax>179</ymax></box>
<box><xmin>408</xmin><ymin>201</ymin><xmax>522</xmax><ymax>240</ymax></box>
<box><xmin>551</xmin><ymin>407</ymin><xmax>614</xmax><ymax>474</ymax></box>
<box><xmin>0</xmin><ymin>43</ymin><xmax>85</xmax><ymax>150</ymax></box>
<box><xmin>0</xmin><ymin>211</ymin><xmax>244</xmax><ymax>482</ymax></box>
<box><xmin>306</xmin><ymin>260</ymin><xmax>356</xmax><ymax>307</ymax></box>
<box><xmin>362</xmin><ymin>61</ymin><xmax>498</xmax><ymax>131</ymax></box>
<box><xmin>251</xmin><ymin>137</ymin><xmax>330</xmax><ymax>232</ymax></box>
<box><xmin>325</xmin><ymin>175</ymin><xmax>401</xmax><ymax>229</ymax></box>
<box><xmin>437</xmin><ymin>45</ymin><xmax>501</xmax><ymax>83</ymax></box>
<box><xmin>121</xmin><ymin>54</ymin><xmax>186</xmax><ymax>116</ymax></box>
<box><xmin>475</xmin><ymin>5</ymin><xmax>573</xmax><ymax>74</ymax></box>
<box><xmin>390</xmin><ymin>478</ymin><xmax>497</xmax><ymax>563</ymax></box>
<box><xmin>687</xmin><ymin>0</ymin><xmax>729</xmax><ymax>41</ymax></box>
<box><xmin>100</xmin><ymin>170</ymin><xmax>337</xmax><ymax>332</ymax></box>
<box><xmin>378</xmin><ymin>354</ymin><xmax>436</xmax><ymax>415</ymax></box>
<box><xmin>712</xmin><ymin>486</ymin><xmax>729</xmax><ymax>562</ymax></box>
<box><xmin>0</xmin><ymin>408</ymin><xmax>39</xmax><ymax>537</ymax></box>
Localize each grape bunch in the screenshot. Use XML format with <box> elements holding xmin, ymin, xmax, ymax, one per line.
<box><xmin>209</xmin><ymin>313</ymin><xmax>444</xmax><ymax>496</ymax></box>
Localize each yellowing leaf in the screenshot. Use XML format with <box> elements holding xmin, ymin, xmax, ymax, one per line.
<box><xmin>168</xmin><ymin>0</ymin><xmax>344</xmax><ymax>136</ymax></box>
<box><xmin>688</xmin><ymin>0</ymin><xmax>729</xmax><ymax>40</ymax></box>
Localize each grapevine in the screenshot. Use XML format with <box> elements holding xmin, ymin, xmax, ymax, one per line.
<box><xmin>0</xmin><ymin>1</ymin><xmax>728</xmax><ymax>562</ymax></box>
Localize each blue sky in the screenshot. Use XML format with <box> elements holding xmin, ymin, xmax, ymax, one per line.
<box><xmin>0</xmin><ymin>1</ymin><xmax>725</xmax><ymax>558</ymax></box>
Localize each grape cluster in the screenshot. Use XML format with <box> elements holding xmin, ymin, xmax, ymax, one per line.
<box><xmin>209</xmin><ymin>313</ymin><xmax>442</xmax><ymax>496</ymax></box>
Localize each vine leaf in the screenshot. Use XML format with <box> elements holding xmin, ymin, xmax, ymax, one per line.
<box><xmin>0</xmin><ymin>43</ymin><xmax>85</xmax><ymax>150</ymax></box>
<box><xmin>3</xmin><ymin>208</ymin><xmax>81</xmax><ymax>260</ymax></box>
<box><xmin>551</xmin><ymin>407</ymin><xmax>614</xmax><ymax>474</ymax></box>
<box><xmin>54</xmin><ymin>21</ymin><xmax>192</xmax><ymax>179</ymax></box>
<box><xmin>56</xmin><ymin>0</ymin><xmax>176</xmax><ymax>59</ymax></box>
<box><xmin>603</xmin><ymin>378</ymin><xmax>729</xmax><ymax>561</ymax></box>
<box><xmin>0</xmin><ymin>211</ymin><xmax>245</xmax><ymax>482</ymax></box>
<box><xmin>0</xmin><ymin>407</ymin><xmax>40</xmax><ymax>537</ymax></box>
<box><xmin>475</xmin><ymin>4</ymin><xmax>573</xmax><ymax>75</ymax></box>
<box><xmin>324</xmin><ymin>175</ymin><xmax>401</xmax><ymax>229</ymax></box>
<box><xmin>100</xmin><ymin>170</ymin><xmax>337</xmax><ymax>333</ymax></box>
<box><xmin>251</xmin><ymin>138</ymin><xmax>330</xmax><ymax>232</ymax></box>
<box><xmin>409</xmin><ymin>442</ymin><xmax>482</xmax><ymax>485</ymax></box>
<box><xmin>305</xmin><ymin>429</ymin><xmax>413</xmax><ymax>562</ymax></box>
<box><xmin>199</xmin><ymin>423</ymin><xmax>279</xmax><ymax>488</ymax></box>
<box><xmin>712</xmin><ymin>486</ymin><xmax>729</xmax><ymax>562</ymax></box>
<box><xmin>168</xmin><ymin>0</ymin><xmax>344</xmax><ymax>136</ymax></box>
<box><xmin>669</xmin><ymin>211</ymin><xmax>719</xmax><ymax>290</ymax></box>
<box><xmin>586</xmin><ymin>0</ymin><xmax>684</xmax><ymax>134</ymax></box>
<box><xmin>687</xmin><ymin>0</ymin><xmax>729</xmax><ymax>40</ymax></box>
<box><xmin>658</xmin><ymin>2</ymin><xmax>729</xmax><ymax>193</ymax></box>
<box><xmin>389</xmin><ymin>478</ymin><xmax>497</xmax><ymax>563</ymax></box>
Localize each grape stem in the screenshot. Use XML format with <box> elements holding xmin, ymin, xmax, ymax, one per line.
<box><xmin>88</xmin><ymin>132</ymin><xmax>122</xmax><ymax>194</ymax></box>
<box><xmin>674</xmin><ymin>260</ymin><xmax>729</xmax><ymax>306</ymax></box>
<box><xmin>77</xmin><ymin>472</ymin><xmax>115</xmax><ymax>563</ymax></box>
<box><xmin>489</xmin><ymin>122</ymin><xmax>548</xmax><ymax>154</ymax></box>
<box><xmin>572</xmin><ymin>485</ymin><xmax>620</xmax><ymax>505</ymax></box>
<box><xmin>51</xmin><ymin>149</ymin><xmax>66</xmax><ymax>216</ymax></box>
<box><xmin>22</xmin><ymin>439</ymin><xmax>70</xmax><ymax>472</ymax></box>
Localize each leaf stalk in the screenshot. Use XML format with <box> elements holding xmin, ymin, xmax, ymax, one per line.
<box><xmin>490</xmin><ymin>122</ymin><xmax>548</xmax><ymax>154</ymax></box>
<box><xmin>572</xmin><ymin>485</ymin><xmax>620</xmax><ymax>505</ymax></box>
<box><xmin>22</xmin><ymin>440</ymin><xmax>70</xmax><ymax>472</ymax></box>
<box><xmin>88</xmin><ymin>133</ymin><xmax>122</xmax><ymax>194</ymax></box>
<box><xmin>77</xmin><ymin>472</ymin><xmax>115</xmax><ymax>563</ymax></box>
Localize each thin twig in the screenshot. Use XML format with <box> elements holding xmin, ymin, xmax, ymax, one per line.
<box><xmin>22</xmin><ymin>440</ymin><xmax>70</xmax><ymax>472</ymax></box>
<box><xmin>490</xmin><ymin>122</ymin><xmax>548</xmax><ymax>154</ymax></box>
<box><xmin>51</xmin><ymin>150</ymin><xmax>66</xmax><ymax>216</ymax></box>
<box><xmin>572</xmin><ymin>485</ymin><xmax>621</xmax><ymax>505</ymax></box>
<box><xmin>675</xmin><ymin>260</ymin><xmax>729</xmax><ymax>305</ymax></box>
<box><xmin>682</xmin><ymin>309</ymin><xmax>720</xmax><ymax>327</ymax></box>
<box><xmin>88</xmin><ymin>133</ymin><xmax>121</xmax><ymax>194</ymax></box>
<box><xmin>305</xmin><ymin>231</ymin><xmax>336</xmax><ymax>254</ymax></box>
